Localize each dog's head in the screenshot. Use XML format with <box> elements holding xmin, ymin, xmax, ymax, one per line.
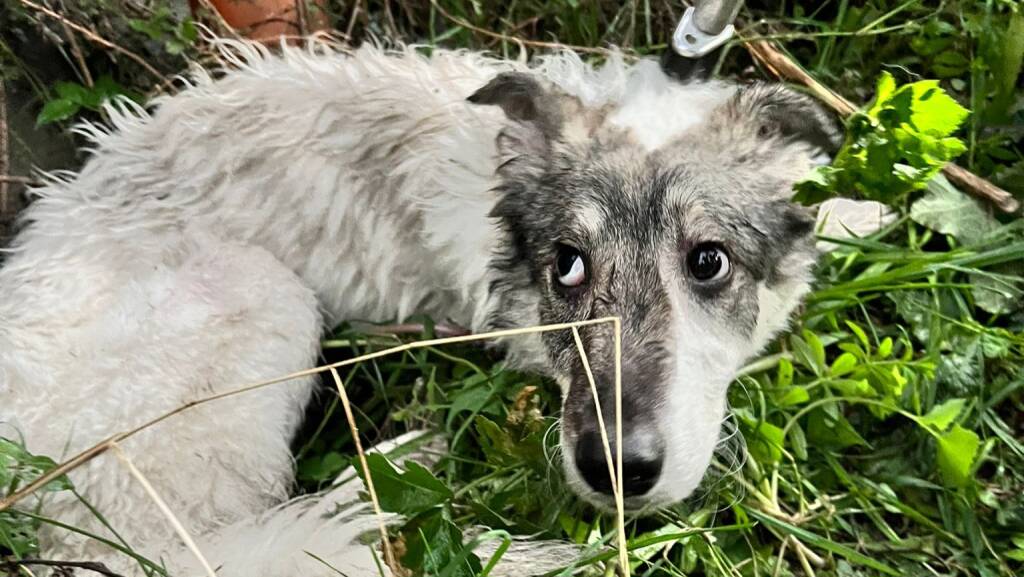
<box><xmin>470</xmin><ymin>65</ymin><xmax>839</xmax><ymax>510</ymax></box>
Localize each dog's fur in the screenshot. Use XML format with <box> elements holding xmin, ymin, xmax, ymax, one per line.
<box><xmin>0</xmin><ymin>40</ymin><xmax>842</xmax><ymax>574</ymax></box>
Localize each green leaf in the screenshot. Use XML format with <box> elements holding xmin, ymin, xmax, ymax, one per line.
<box><xmin>735</xmin><ymin>409</ymin><xmax>785</xmax><ymax>464</ymax></box>
<box><xmin>355</xmin><ymin>454</ymin><xmax>452</xmax><ymax>516</ymax></box>
<box><xmin>0</xmin><ymin>437</ymin><xmax>73</xmax><ymax>493</ymax></box>
<box><xmin>54</xmin><ymin>81</ymin><xmax>90</xmax><ymax>104</ymax></box>
<box><xmin>790</xmin><ymin>333</ymin><xmax>824</xmax><ymax>376</ymax></box>
<box><xmin>902</xmin><ymin>81</ymin><xmax>970</xmax><ymax>136</ymax></box>
<box><xmin>910</xmin><ymin>175</ymin><xmax>1000</xmax><ymax>246</ymax></box>
<box><xmin>128</xmin><ymin>17</ymin><xmax>165</xmax><ymax>41</ymax></box>
<box><xmin>804</xmin><ymin>330</ymin><xmax>827</xmax><ymax>373</ymax></box>
<box><xmin>178</xmin><ymin>18</ymin><xmax>199</xmax><ymax>44</ymax></box>
<box><xmin>36</xmin><ymin>98</ymin><xmax>80</xmax><ymax>125</ymax></box>
<box><xmin>778</xmin><ymin>385</ymin><xmax>810</xmax><ymax>407</ymax></box>
<box><xmin>473</xmin><ymin>415</ymin><xmax>548</xmax><ymax>469</ymax></box>
<box><xmin>401</xmin><ymin>509</ymin><xmax>482</xmax><ymax>577</ymax></box>
<box><xmin>918</xmin><ymin>398</ymin><xmax>967</xmax><ymax>431</ymax></box>
<box><xmin>877</xmin><ymin>337</ymin><xmax>893</xmax><ymax>359</ymax></box>
<box><xmin>936</xmin><ymin>425</ymin><xmax>980</xmax><ymax>488</ymax></box>
<box><xmin>970</xmin><ymin>262</ymin><xmax>1024</xmax><ymax>315</ymax></box>
<box><xmin>789</xmin><ymin>421</ymin><xmax>809</xmax><ymax>461</ymax></box>
<box><xmin>807</xmin><ymin>409</ymin><xmax>870</xmax><ymax>449</ymax></box>
<box><xmin>830</xmin><ymin>352</ymin><xmax>858</xmax><ymax>376</ymax></box>
<box><xmin>845</xmin><ymin>321</ymin><xmax>871</xmax><ymax>352</ymax></box>
<box><xmin>777</xmin><ymin>357</ymin><xmax>794</xmax><ymax>388</ymax></box>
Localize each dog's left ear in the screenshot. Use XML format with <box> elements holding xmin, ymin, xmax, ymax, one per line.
<box><xmin>468</xmin><ymin>72</ymin><xmax>592</xmax><ymax>172</ymax></box>
<box><xmin>728</xmin><ymin>83</ymin><xmax>843</xmax><ymax>156</ymax></box>
<box><xmin>468</xmin><ymin>73</ymin><xmax>563</xmax><ymax>136</ymax></box>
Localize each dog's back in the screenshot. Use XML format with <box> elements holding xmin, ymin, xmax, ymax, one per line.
<box><xmin>0</xmin><ymin>42</ymin><xmax>512</xmax><ymax>571</ymax></box>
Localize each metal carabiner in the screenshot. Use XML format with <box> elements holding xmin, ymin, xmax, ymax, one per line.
<box><xmin>671</xmin><ymin>0</ymin><xmax>744</xmax><ymax>58</ymax></box>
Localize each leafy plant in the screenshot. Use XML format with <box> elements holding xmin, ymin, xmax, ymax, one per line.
<box><xmin>128</xmin><ymin>8</ymin><xmax>198</xmax><ymax>56</ymax></box>
<box><xmin>36</xmin><ymin>75</ymin><xmax>140</xmax><ymax>125</ymax></box>
<box><xmin>798</xmin><ymin>72</ymin><xmax>970</xmax><ymax>204</ymax></box>
<box><xmin>1</xmin><ymin>437</ymin><xmax>72</xmax><ymax>557</ymax></box>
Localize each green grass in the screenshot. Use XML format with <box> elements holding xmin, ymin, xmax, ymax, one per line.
<box><xmin>2</xmin><ymin>1</ymin><xmax>1024</xmax><ymax>576</ymax></box>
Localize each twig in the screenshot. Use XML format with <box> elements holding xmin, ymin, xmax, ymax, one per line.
<box><xmin>194</xmin><ymin>0</ymin><xmax>242</xmax><ymax>40</ymax></box>
<box><xmin>328</xmin><ymin>368</ymin><xmax>398</xmax><ymax>573</ymax></box>
<box><xmin>0</xmin><ymin>317</ymin><xmax>621</xmax><ymax>513</ymax></box>
<box><xmin>109</xmin><ymin>443</ymin><xmax>217</xmax><ymax>577</ymax></box>
<box><xmin>344</xmin><ymin>0</ymin><xmax>361</xmax><ymax>40</ymax></box>
<box><xmin>0</xmin><ymin>175</ymin><xmax>41</xmax><ymax>186</ymax></box>
<box><xmin>742</xmin><ymin>36</ymin><xmax>1020</xmax><ymax>214</ymax></box>
<box><xmin>1</xmin><ymin>559</ymin><xmax>126</xmax><ymax>577</ymax></box>
<box><xmin>56</xmin><ymin>0</ymin><xmax>93</xmax><ymax>88</ymax></box>
<box><xmin>382</xmin><ymin>0</ymin><xmax>400</xmax><ymax>39</ymax></box>
<box><xmin>18</xmin><ymin>0</ymin><xmax>169</xmax><ymax>89</ymax></box>
<box><xmin>295</xmin><ymin>0</ymin><xmax>308</xmax><ymax>37</ymax></box>
<box><xmin>0</xmin><ymin>83</ymin><xmax>9</xmax><ymax>220</ymax></box>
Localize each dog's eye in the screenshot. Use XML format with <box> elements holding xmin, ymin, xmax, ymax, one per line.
<box><xmin>686</xmin><ymin>243</ymin><xmax>730</xmax><ymax>282</ymax></box>
<box><xmin>555</xmin><ymin>245</ymin><xmax>587</xmax><ymax>287</ymax></box>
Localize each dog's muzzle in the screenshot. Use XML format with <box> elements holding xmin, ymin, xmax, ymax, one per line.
<box><xmin>573</xmin><ymin>426</ymin><xmax>665</xmax><ymax>498</ymax></box>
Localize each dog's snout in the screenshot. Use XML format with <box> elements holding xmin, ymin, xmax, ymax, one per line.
<box><xmin>574</xmin><ymin>429</ymin><xmax>664</xmax><ymax>497</ymax></box>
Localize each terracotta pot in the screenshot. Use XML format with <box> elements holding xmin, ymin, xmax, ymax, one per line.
<box><xmin>191</xmin><ymin>0</ymin><xmax>329</xmax><ymax>42</ymax></box>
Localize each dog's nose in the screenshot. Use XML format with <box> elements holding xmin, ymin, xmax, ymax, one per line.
<box><xmin>574</xmin><ymin>429</ymin><xmax>664</xmax><ymax>497</ymax></box>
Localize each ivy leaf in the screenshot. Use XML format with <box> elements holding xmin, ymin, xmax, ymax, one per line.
<box><xmin>354</xmin><ymin>454</ymin><xmax>452</xmax><ymax>516</ymax></box>
<box><xmin>936</xmin><ymin>425</ymin><xmax>980</xmax><ymax>488</ymax></box>
<box><xmin>36</xmin><ymin>98</ymin><xmax>80</xmax><ymax>125</ymax></box>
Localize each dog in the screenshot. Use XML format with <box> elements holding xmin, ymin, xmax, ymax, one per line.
<box><xmin>0</xmin><ymin>39</ymin><xmax>863</xmax><ymax>575</ymax></box>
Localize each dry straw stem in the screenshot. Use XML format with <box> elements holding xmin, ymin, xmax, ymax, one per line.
<box><xmin>0</xmin><ymin>317</ymin><xmax>631</xmax><ymax>573</ymax></box>
<box><xmin>109</xmin><ymin>443</ymin><xmax>217</xmax><ymax>577</ymax></box>
<box><xmin>571</xmin><ymin>327</ymin><xmax>629</xmax><ymax>576</ymax></box>
<box><xmin>328</xmin><ymin>367</ymin><xmax>397</xmax><ymax>572</ymax></box>
<box><xmin>742</xmin><ymin>36</ymin><xmax>1021</xmax><ymax>214</ymax></box>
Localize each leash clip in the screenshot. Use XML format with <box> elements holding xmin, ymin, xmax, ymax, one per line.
<box><xmin>672</xmin><ymin>1</ymin><xmax>741</xmax><ymax>58</ymax></box>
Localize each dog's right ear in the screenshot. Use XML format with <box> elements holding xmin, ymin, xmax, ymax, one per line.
<box><xmin>468</xmin><ymin>72</ymin><xmax>586</xmax><ymax>172</ymax></box>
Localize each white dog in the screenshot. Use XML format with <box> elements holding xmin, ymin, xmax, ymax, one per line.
<box><xmin>0</xmin><ymin>39</ymin><xmax>886</xmax><ymax>575</ymax></box>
